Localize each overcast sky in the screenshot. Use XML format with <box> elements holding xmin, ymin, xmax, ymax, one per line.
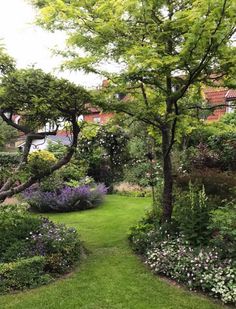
<box><xmin>0</xmin><ymin>0</ymin><xmax>102</xmax><ymax>88</ymax></box>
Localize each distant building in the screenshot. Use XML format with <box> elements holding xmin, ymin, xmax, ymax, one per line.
<box><xmin>204</xmin><ymin>88</ymin><xmax>236</xmax><ymax>121</ymax></box>
<box><xmin>17</xmin><ymin>131</ymin><xmax>72</xmax><ymax>153</ymax></box>
<box><xmin>83</xmin><ymin>106</ymin><xmax>114</xmax><ymax>124</ymax></box>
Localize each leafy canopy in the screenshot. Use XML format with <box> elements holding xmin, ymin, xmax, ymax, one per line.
<box><xmin>32</xmin><ymin>0</ymin><xmax>236</xmax><ymax>126</ymax></box>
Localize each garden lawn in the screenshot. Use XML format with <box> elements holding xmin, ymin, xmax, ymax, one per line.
<box><xmin>0</xmin><ymin>195</ymin><xmax>226</xmax><ymax>309</ymax></box>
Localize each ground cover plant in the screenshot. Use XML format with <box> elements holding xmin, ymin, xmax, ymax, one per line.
<box><xmin>0</xmin><ymin>196</ymin><xmax>225</xmax><ymax>309</ymax></box>
<box><xmin>0</xmin><ymin>205</ymin><xmax>81</xmax><ymax>294</ymax></box>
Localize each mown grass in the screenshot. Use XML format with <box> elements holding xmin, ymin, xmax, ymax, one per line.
<box><xmin>0</xmin><ymin>195</ymin><xmax>225</xmax><ymax>308</ymax></box>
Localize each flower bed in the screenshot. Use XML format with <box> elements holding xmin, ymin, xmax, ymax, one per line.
<box><xmin>129</xmin><ymin>224</ymin><xmax>236</xmax><ymax>305</ymax></box>
<box><xmin>23</xmin><ymin>183</ymin><xmax>107</xmax><ymax>212</ymax></box>
<box><xmin>0</xmin><ymin>205</ymin><xmax>82</xmax><ymax>293</ymax></box>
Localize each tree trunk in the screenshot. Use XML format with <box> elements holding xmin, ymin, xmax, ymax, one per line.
<box><xmin>161</xmin><ymin>127</ymin><xmax>173</xmax><ymax>222</ymax></box>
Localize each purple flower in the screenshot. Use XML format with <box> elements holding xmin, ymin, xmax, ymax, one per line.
<box><xmin>23</xmin><ymin>183</ymin><xmax>107</xmax><ymax>212</ymax></box>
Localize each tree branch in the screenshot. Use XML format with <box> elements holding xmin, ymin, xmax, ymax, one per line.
<box><xmin>0</xmin><ymin>117</ymin><xmax>80</xmax><ymax>202</ymax></box>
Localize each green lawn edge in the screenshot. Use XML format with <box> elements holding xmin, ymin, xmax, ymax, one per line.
<box><xmin>0</xmin><ymin>195</ymin><xmax>226</xmax><ymax>309</ymax></box>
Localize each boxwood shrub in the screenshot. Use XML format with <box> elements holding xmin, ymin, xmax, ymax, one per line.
<box><xmin>0</xmin><ymin>256</ymin><xmax>51</xmax><ymax>293</ymax></box>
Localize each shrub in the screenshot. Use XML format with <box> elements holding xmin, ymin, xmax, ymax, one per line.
<box><xmin>28</xmin><ymin>217</ymin><xmax>81</xmax><ymax>273</ymax></box>
<box><xmin>114</xmin><ymin>182</ymin><xmax>152</xmax><ymax>197</ymax></box>
<box><xmin>0</xmin><ymin>256</ymin><xmax>51</xmax><ymax>293</ymax></box>
<box><xmin>28</xmin><ymin>150</ymin><xmax>56</xmax><ymax>175</ymax></box>
<box><xmin>0</xmin><ymin>152</ymin><xmax>21</xmax><ymax>186</ymax></box>
<box><xmin>128</xmin><ymin>215</ymin><xmax>178</xmax><ymax>255</ymax></box>
<box><xmin>0</xmin><ymin>206</ymin><xmax>82</xmax><ymax>293</ymax></box>
<box><xmin>0</xmin><ymin>204</ymin><xmax>41</xmax><ymax>261</ymax></box>
<box><xmin>23</xmin><ymin>183</ymin><xmax>107</xmax><ymax>212</ymax></box>
<box><xmin>207</xmin><ymin>132</ymin><xmax>236</xmax><ymax>171</ymax></box>
<box><xmin>175</xmin><ymin>168</ymin><xmax>236</xmax><ymax>199</ymax></box>
<box><xmin>0</xmin><ymin>152</ymin><xmax>20</xmax><ymax>166</ymax></box>
<box><xmin>183</xmin><ymin>130</ymin><xmax>236</xmax><ymax>172</ymax></box>
<box><xmin>209</xmin><ymin>201</ymin><xmax>236</xmax><ymax>259</ymax></box>
<box><xmin>129</xmin><ymin>199</ymin><xmax>236</xmax><ymax>305</ymax></box>
<box><xmin>128</xmin><ymin>222</ymin><xmax>158</xmax><ymax>254</ymax></box>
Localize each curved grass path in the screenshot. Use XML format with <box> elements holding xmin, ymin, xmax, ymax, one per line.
<box><xmin>0</xmin><ymin>195</ymin><xmax>224</xmax><ymax>309</ymax></box>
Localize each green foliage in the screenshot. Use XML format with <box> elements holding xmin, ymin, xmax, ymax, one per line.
<box><xmin>145</xmin><ymin>237</ymin><xmax>236</xmax><ymax>304</ymax></box>
<box><xmin>32</xmin><ymin>0</ymin><xmax>235</xmax><ymax>89</ymax></box>
<box><xmin>0</xmin><ymin>152</ymin><xmax>20</xmax><ymax>166</ymax></box>
<box><xmin>77</xmin><ymin>121</ymin><xmax>129</xmax><ymax>187</ymax></box>
<box><xmin>39</xmin><ymin>172</ymin><xmax>64</xmax><ymax>192</ymax></box>
<box><xmin>209</xmin><ymin>201</ymin><xmax>236</xmax><ymax>258</ymax></box>
<box><xmin>0</xmin><ymin>46</ymin><xmax>15</xmax><ymax>75</ymax></box>
<box><xmin>0</xmin><ymin>256</ymin><xmax>51</xmax><ymax>294</ymax></box>
<box><xmin>47</xmin><ymin>142</ymin><xmax>89</xmax><ymax>183</ymax></box>
<box><xmin>0</xmin><ymin>205</ymin><xmax>81</xmax><ymax>293</ymax></box>
<box><xmin>174</xmin><ymin>184</ymin><xmax>212</xmax><ymax>246</ymax></box>
<box><xmin>0</xmin><ymin>68</ymin><xmax>91</xmax><ymax>131</ymax></box>
<box><xmin>0</xmin><ymin>204</ymin><xmax>41</xmax><ymax>260</ymax></box>
<box><xmin>128</xmin><ymin>222</ymin><xmax>156</xmax><ymax>255</ymax></box>
<box><xmin>58</xmin><ymin>160</ymin><xmax>89</xmax><ymax>183</ymax></box>
<box><xmin>0</xmin><ymin>119</ymin><xmax>17</xmax><ymax>150</ymax></box>
<box><xmin>220</xmin><ymin>110</ymin><xmax>236</xmax><ymax>127</ymax></box>
<box><xmin>47</xmin><ymin>141</ymin><xmax>67</xmax><ymax>159</ymax></box>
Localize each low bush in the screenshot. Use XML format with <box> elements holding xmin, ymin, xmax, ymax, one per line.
<box><xmin>0</xmin><ymin>204</ymin><xmax>41</xmax><ymax>260</ymax></box>
<box><xmin>175</xmin><ymin>168</ymin><xmax>236</xmax><ymax>199</ymax></box>
<box><xmin>23</xmin><ymin>183</ymin><xmax>107</xmax><ymax>212</ymax></box>
<box><xmin>0</xmin><ymin>256</ymin><xmax>51</xmax><ymax>293</ymax></box>
<box><xmin>114</xmin><ymin>182</ymin><xmax>152</xmax><ymax>197</ymax></box>
<box><xmin>0</xmin><ymin>152</ymin><xmax>20</xmax><ymax>166</ymax></box>
<box><xmin>209</xmin><ymin>201</ymin><xmax>236</xmax><ymax>259</ymax></box>
<box><xmin>28</xmin><ymin>150</ymin><xmax>56</xmax><ymax>176</ymax></box>
<box><xmin>0</xmin><ymin>205</ymin><xmax>82</xmax><ymax>293</ymax></box>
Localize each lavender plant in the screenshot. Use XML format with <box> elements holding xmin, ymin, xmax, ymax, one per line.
<box><xmin>23</xmin><ymin>183</ymin><xmax>107</xmax><ymax>212</ymax></box>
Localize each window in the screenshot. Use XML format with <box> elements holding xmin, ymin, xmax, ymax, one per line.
<box><xmin>226</xmin><ymin>100</ymin><xmax>236</xmax><ymax>113</ymax></box>
<box><xmin>93</xmin><ymin>117</ymin><xmax>101</xmax><ymax>124</ymax></box>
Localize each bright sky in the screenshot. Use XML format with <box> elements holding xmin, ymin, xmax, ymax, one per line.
<box><xmin>0</xmin><ymin>0</ymin><xmax>102</xmax><ymax>88</ymax></box>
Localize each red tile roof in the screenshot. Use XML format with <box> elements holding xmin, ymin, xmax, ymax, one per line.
<box><xmin>225</xmin><ymin>90</ymin><xmax>236</xmax><ymax>100</ymax></box>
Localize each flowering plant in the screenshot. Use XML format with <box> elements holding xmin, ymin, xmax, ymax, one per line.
<box><xmin>0</xmin><ymin>206</ymin><xmax>82</xmax><ymax>293</ymax></box>
<box><xmin>23</xmin><ymin>183</ymin><xmax>107</xmax><ymax>212</ymax></box>
<box><xmin>146</xmin><ymin>236</ymin><xmax>236</xmax><ymax>304</ymax></box>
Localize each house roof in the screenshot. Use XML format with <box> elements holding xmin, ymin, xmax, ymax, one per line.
<box><xmin>17</xmin><ymin>135</ymin><xmax>72</xmax><ymax>148</ymax></box>
<box><xmin>47</xmin><ymin>135</ymin><xmax>72</xmax><ymax>146</ymax></box>
<box><xmin>225</xmin><ymin>90</ymin><xmax>236</xmax><ymax>100</ymax></box>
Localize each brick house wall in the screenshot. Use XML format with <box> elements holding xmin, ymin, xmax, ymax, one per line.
<box><xmin>204</xmin><ymin>89</ymin><xmax>227</xmax><ymax>121</ymax></box>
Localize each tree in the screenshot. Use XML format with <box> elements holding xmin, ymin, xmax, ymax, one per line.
<box><xmin>0</xmin><ymin>118</ymin><xmax>17</xmax><ymax>150</ymax></box>
<box><xmin>32</xmin><ymin>0</ymin><xmax>236</xmax><ymax>221</ymax></box>
<box><xmin>0</xmin><ymin>66</ymin><xmax>91</xmax><ymax>202</ymax></box>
